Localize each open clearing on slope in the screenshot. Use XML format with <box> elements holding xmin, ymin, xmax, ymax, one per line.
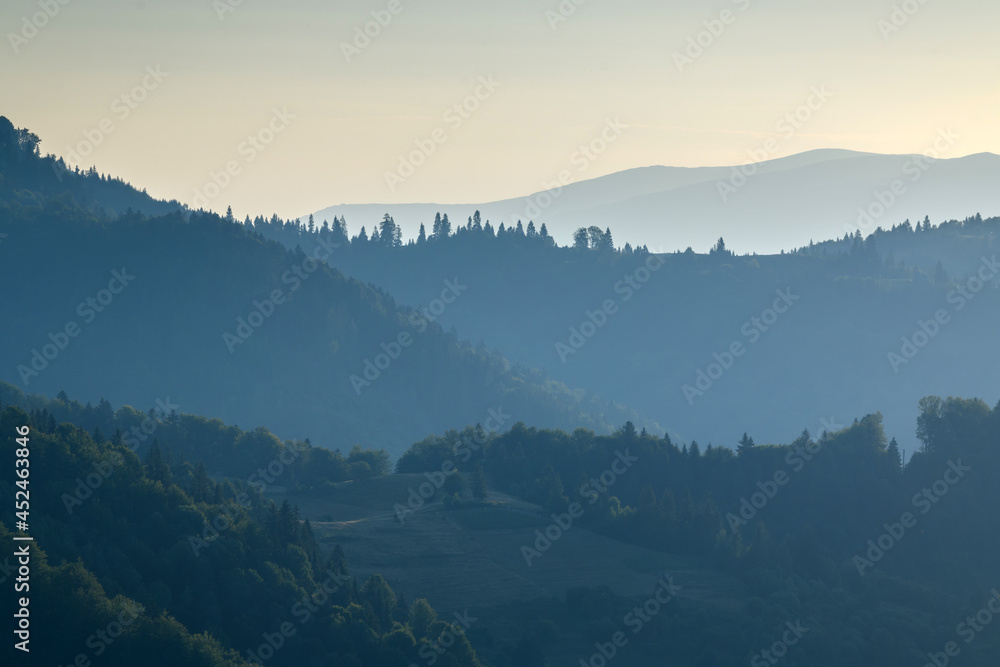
<box><xmin>273</xmin><ymin>474</ymin><xmax>746</xmax><ymax>665</ymax></box>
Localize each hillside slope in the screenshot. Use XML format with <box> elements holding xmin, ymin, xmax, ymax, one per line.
<box><xmin>307</xmin><ymin>149</ymin><xmax>1000</xmax><ymax>254</ymax></box>
<box><xmin>0</xmin><ymin>120</ymin><xmax>649</xmax><ymax>457</ymax></box>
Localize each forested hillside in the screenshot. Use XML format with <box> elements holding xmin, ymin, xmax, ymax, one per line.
<box><xmin>0</xmin><ymin>116</ymin><xmax>182</xmax><ymax>218</ymax></box>
<box><xmin>388</xmin><ymin>396</ymin><xmax>1000</xmax><ymax>665</ymax></box>
<box><xmin>0</xmin><ymin>395</ymin><xmax>486</xmax><ymax>666</ymax></box>
<box><xmin>248</xmin><ymin>210</ymin><xmax>1000</xmax><ymax>451</ymax></box>
<box><xmin>798</xmin><ymin>213</ymin><xmax>1000</xmax><ymax>278</ymax></box>
<box><xmin>8</xmin><ymin>380</ymin><xmax>998</xmax><ymax>665</ymax></box>
<box><xmin>0</xmin><ymin>119</ymin><xmax>649</xmax><ymax>457</ymax></box>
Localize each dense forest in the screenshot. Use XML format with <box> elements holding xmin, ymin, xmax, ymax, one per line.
<box><xmin>0</xmin><ymin>116</ymin><xmax>183</xmax><ymax>219</ymax></box>
<box><xmin>0</xmin><ymin>118</ymin><xmax>649</xmax><ymax>457</ymax></box>
<box><xmin>0</xmin><ymin>393</ymin><xmax>486</xmax><ymax>666</ymax></box>
<box><xmin>393</xmin><ymin>397</ymin><xmax>1000</xmax><ymax>665</ymax></box>
<box><xmin>245</xmin><ymin>204</ymin><xmax>1000</xmax><ymax>453</ymax></box>
<box><xmin>5</xmin><ymin>381</ymin><xmax>999</xmax><ymax>665</ymax></box>
<box><xmin>797</xmin><ymin>213</ymin><xmax>1000</xmax><ymax>279</ymax></box>
<box><xmin>3</xmin><ymin>116</ymin><xmax>1000</xmax><ymax>666</ymax></box>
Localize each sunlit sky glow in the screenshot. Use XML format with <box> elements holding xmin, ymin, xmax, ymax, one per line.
<box><xmin>2</xmin><ymin>0</ymin><xmax>998</xmax><ymax>225</ymax></box>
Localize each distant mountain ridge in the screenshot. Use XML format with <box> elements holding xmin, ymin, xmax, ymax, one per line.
<box><xmin>307</xmin><ymin>149</ymin><xmax>1000</xmax><ymax>255</ymax></box>
<box><xmin>0</xmin><ymin>117</ymin><xmax>652</xmax><ymax>457</ymax></box>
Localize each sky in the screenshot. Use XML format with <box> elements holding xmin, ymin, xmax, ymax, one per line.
<box><xmin>2</xmin><ymin>0</ymin><xmax>998</xmax><ymax>225</ymax></box>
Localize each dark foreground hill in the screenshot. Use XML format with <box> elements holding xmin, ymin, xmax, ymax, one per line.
<box><xmin>0</xmin><ymin>398</ymin><xmax>486</xmax><ymax>667</ymax></box>
<box><xmin>7</xmin><ymin>380</ymin><xmax>1000</xmax><ymax>666</ymax></box>
<box><xmin>277</xmin><ymin>395</ymin><xmax>1000</xmax><ymax>666</ymax></box>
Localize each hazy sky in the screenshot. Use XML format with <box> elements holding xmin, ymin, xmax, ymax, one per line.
<box><xmin>2</xmin><ymin>0</ymin><xmax>998</xmax><ymax>223</ymax></box>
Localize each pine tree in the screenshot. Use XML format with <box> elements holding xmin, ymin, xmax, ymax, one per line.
<box><xmin>408</xmin><ymin>599</ymin><xmax>437</xmax><ymax>640</ymax></box>
<box><xmin>361</xmin><ymin>574</ymin><xmax>396</xmax><ymax>632</ymax></box>
<box><xmin>146</xmin><ymin>439</ymin><xmax>172</xmax><ymax>485</ymax></box>
<box><xmin>417</xmin><ymin>223</ymin><xmax>427</xmax><ymax>243</ymax></box>
<box><xmin>471</xmin><ymin>461</ymin><xmax>486</xmax><ymax>501</ymax></box>
<box><xmin>737</xmin><ymin>432</ymin><xmax>755</xmax><ymax>455</ymax></box>
<box><xmin>887</xmin><ymin>438</ymin><xmax>903</xmax><ymax>471</ymax></box>
<box><xmin>379</xmin><ymin>214</ymin><xmax>400</xmax><ymax>246</ymax></box>
<box><xmin>276</xmin><ymin>499</ymin><xmax>296</xmax><ymax>544</ymax></box>
<box><xmin>190</xmin><ymin>462</ymin><xmax>210</xmax><ymax>503</ymax></box>
<box><xmin>933</xmin><ymin>261</ymin><xmax>949</xmax><ymax>286</ymax></box>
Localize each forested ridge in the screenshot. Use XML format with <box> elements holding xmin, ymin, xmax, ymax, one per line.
<box><xmin>6</xmin><ymin>381</ymin><xmax>1000</xmax><ymax>665</ymax></box>
<box><xmin>395</xmin><ymin>397</ymin><xmax>1000</xmax><ymax>665</ymax></box>
<box><xmin>0</xmin><ymin>118</ymin><xmax>649</xmax><ymax>456</ymax></box>
<box><xmin>0</xmin><ymin>394</ymin><xmax>485</xmax><ymax>666</ymax></box>
<box><xmin>3</xmin><ymin>115</ymin><xmax>1000</xmax><ymax>666</ymax></box>
<box><xmin>254</xmin><ymin>206</ymin><xmax>1000</xmax><ymax>453</ymax></box>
